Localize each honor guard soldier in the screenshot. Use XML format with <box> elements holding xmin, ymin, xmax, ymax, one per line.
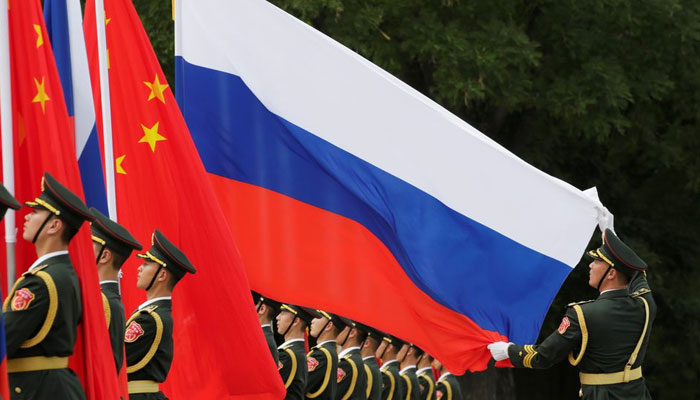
<box><xmin>376</xmin><ymin>333</ymin><xmax>406</xmax><ymax>400</ymax></box>
<box><xmin>125</xmin><ymin>230</ymin><xmax>196</xmax><ymax>399</ymax></box>
<box><xmin>252</xmin><ymin>290</ymin><xmax>281</xmax><ymax>364</ymax></box>
<box><xmin>335</xmin><ymin>317</ymin><xmax>367</xmax><ymax>400</ymax></box>
<box><xmin>90</xmin><ymin>207</ymin><xmax>142</xmax><ymax>372</ymax></box>
<box><xmin>415</xmin><ymin>353</ymin><xmax>436</xmax><ymax>400</ymax></box>
<box><xmin>276</xmin><ymin>304</ymin><xmax>316</xmax><ymax>400</ymax></box>
<box><xmin>397</xmin><ymin>343</ymin><xmax>422</xmax><ymax>400</ymax></box>
<box><xmin>306</xmin><ymin>310</ymin><xmax>347</xmax><ymax>400</ymax></box>
<box><xmin>3</xmin><ymin>172</ymin><xmax>92</xmax><ymax>399</ymax></box>
<box><xmin>0</xmin><ymin>182</ymin><xmax>21</xmax><ymax>220</ymax></box>
<box><xmin>357</xmin><ymin>324</ymin><xmax>383</xmax><ymax>400</ymax></box>
<box><xmin>488</xmin><ymin>228</ymin><xmax>656</xmax><ymax>400</ymax></box>
<box><xmin>432</xmin><ymin>360</ymin><xmax>463</xmax><ymax>400</ymax></box>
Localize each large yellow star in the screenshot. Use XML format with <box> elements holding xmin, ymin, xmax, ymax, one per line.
<box><xmin>115</xmin><ymin>154</ymin><xmax>127</xmax><ymax>174</ymax></box>
<box><xmin>143</xmin><ymin>75</ymin><xmax>169</xmax><ymax>104</ymax></box>
<box><xmin>32</xmin><ymin>77</ymin><xmax>50</xmax><ymax>114</ymax></box>
<box><xmin>139</xmin><ymin>122</ymin><xmax>167</xmax><ymax>152</ymax></box>
<box><xmin>33</xmin><ymin>24</ymin><xmax>43</xmax><ymax>48</ymax></box>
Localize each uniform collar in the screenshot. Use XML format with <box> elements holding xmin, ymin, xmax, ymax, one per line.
<box><xmin>138</xmin><ymin>296</ymin><xmax>171</xmax><ymax>310</ymax></box>
<box><xmin>438</xmin><ymin>371</ymin><xmax>451</xmax><ymax>381</ymax></box>
<box><xmin>598</xmin><ymin>288</ymin><xmax>628</xmax><ymax>300</ymax></box>
<box><xmin>362</xmin><ymin>355</ymin><xmax>376</xmax><ymax>361</ymax></box>
<box><xmin>338</xmin><ymin>346</ymin><xmax>360</xmax><ymax>358</ymax></box>
<box><xmin>29</xmin><ymin>250</ymin><xmax>69</xmax><ymax>271</ymax></box>
<box><xmin>380</xmin><ymin>359</ymin><xmax>398</xmax><ymax>371</ymax></box>
<box><xmin>399</xmin><ymin>365</ymin><xmax>416</xmax><ymax>375</ymax></box>
<box><xmin>416</xmin><ymin>366</ymin><xmax>433</xmax><ymax>376</ymax></box>
<box><xmin>316</xmin><ymin>340</ymin><xmax>337</xmax><ymax>348</ymax></box>
<box><xmin>261</xmin><ymin>323</ymin><xmax>271</xmax><ymax>328</ymax></box>
<box><xmin>100</xmin><ymin>280</ymin><xmax>119</xmax><ymax>285</ymax></box>
<box><xmin>278</xmin><ymin>338</ymin><xmax>305</xmax><ymax>350</ymax></box>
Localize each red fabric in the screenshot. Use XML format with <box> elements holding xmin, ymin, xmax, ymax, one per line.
<box><xmin>83</xmin><ymin>1</ymin><xmax>286</xmax><ymax>398</ymax></box>
<box><xmin>4</xmin><ymin>1</ymin><xmax>121</xmax><ymax>398</ymax></box>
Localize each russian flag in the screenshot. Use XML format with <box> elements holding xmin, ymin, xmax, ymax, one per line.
<box><xmin>44</xmin><ymin>0</ymin><xmax>108</xmax><ymax>214</ymax></box>
<box><xmin>174</xmin><ymin>0</ymin><xmax>611</xmax><ymax>372</ymax></box>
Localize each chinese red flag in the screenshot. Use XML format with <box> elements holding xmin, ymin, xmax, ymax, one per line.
<box><xmin>4</xmin><ymin>0</ymin><xmax>121</xmax><ymax>399</ymax></box>
<box><xmin>83</xmin><ymin>0</ymin><xmax>286</xmax><ymax>399</ymax></box>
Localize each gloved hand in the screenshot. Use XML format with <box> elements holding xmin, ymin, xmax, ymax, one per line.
<box><xmin>487</xmin><ymin>341</ymin><xmax>512</xmax><ymax>361</ymax></box>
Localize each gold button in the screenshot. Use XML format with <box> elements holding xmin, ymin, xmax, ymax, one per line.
<box><xmin>15</xmin><ymin>387</ymin><xmax>21</xmax><ymax>393</ymax></box>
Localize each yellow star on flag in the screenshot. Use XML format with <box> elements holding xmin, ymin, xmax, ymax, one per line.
<box><xmin>144</xmin><ymin>75</ymin><xmax>169</xmax><ymax>104</ymax></box>
<box><xmin>139</xmin><ymin>122</ymin><xmax>167</xmax><ymax>152</ymax></box>
<box><xmin>32</xmin><ymin>77</ymin><xmax>50</xmax><ymax>114</ymax></box>
<box><xmin>116</xmin><ymin>154</ymin><xmax>127</xmax><ymax>174</ymax></box>
<box><xmin>105</xmin><ymin>16</ymin><xmax>111</xmax><ymax>25</ymax></box>
<box><xmin>33</xmin><ymin>24</ymin><xmax>43</xmax><ymax>48</ymax></box>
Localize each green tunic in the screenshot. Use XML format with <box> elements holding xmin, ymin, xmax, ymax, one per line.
<box><xmin>416</xmin><ymin>367</ymin><xmax>436</xmax><ymax>400</ymax></box>
<box><xmin>363</xmin><ymin>356</ymin><xmax>382</xmax><ymax>400</ymax></box>
<box><xmin>2</xmin><ymin>253</ymin><xmax>86</xmax><ymax>400</ymax></box>
<box><xmin>305</xmin><ymin>341</ymin><xmax>338</xmax><ymax>400</ymax></box>
<box><xmin>435</xmin><ymin>373</ymin><xmax>462</xmax><ymax>400</ymax></box>
<box><xmin>399</xmin><ymin>366</ymin><xmax>421</xmax><ymax>400</ymax></box>
<box><xmin>279</xmin><ymin>339</ymin><xmax>308</xmax><ymax>400</ymax></box>
<box><xmin>262</xmin><ymin>324</ymin><xmax>279</xmax><ymax>364</ymax></box>
<box><xmin>336</xmin><ymin>347</ymin><xmax>366</xmax><ymax>400</ymax></box>
<box><xmin>380</xmin><ymin>360</ymin><xmax>404</xmax><ymax>400</ymax></box>
<box><xmin>125</xmin><ymin>298</ymin><xmax>174</xmax><ymax>400</ymax></box>
<box><xmin>508</xmin><ymin>282</ymin><xmax>656</xmax><ymax>400</ymax></box>
<box><xmin>101</xmin><ymin>281</ymin><xmax>126</xmax><ymax>372</ymax></box>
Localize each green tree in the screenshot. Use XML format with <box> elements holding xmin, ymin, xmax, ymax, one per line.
<box><xmin>137</xmin><ymin>0</ymin><xmax>700</xmax><ymax>398</ymax></box>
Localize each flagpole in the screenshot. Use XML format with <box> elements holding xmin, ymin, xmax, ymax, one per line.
<box><xmin>1</xmin><ymin>0</ymin><xmax>17</xmax><ymax>289</ymax></box>
<box><xmin>94</xmin><ymin>0</ymin><xmax>117</xmax><ymax>221</ymax></box>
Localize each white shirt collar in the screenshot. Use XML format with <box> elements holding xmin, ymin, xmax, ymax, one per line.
<box><xmin>380</xmin><ymin>359</ymin><xmax>398</xmax><ymax>371</ymax></box>
<box><xmin>138</xmin><ymin>296</ymin><xmax>171</xmax><ymax>310</ymax></box>
<box><xmin>338</xmin><ymin>346</ymin><xmax>361</xmax><ymax>359</ymax></box>
<box><xmin>277</xmin><ymin>338</ymin><xmax>305</xmax><ymax>350</ymax></box>
<box><xmin>29</xmin><ymin>250</ymin><xmax>69</xmax><ymax>271</ymax></box>
<box><xmin>399</xmin><ymin>365</ymin><xmax>416</xmax><ymax>375</ymax></box>
<box><xmin>416</xmin><ymin>366</ymin><xmax>433</xmax><ymax>375</ymax></box>
<box><xmin>438</xmin><ymin>371</ymin><xmax>451</xmax><ymax>381</ymax></box>
<box><xmin>261</xmin><ymin>323</ymin><xmax>271</xmax><ymax>328</ymax></box>
<box><xmin>362</xmin><ymin>355</ymin><xmax>375</xmax><ymax>361</ymax></box>
<box><xmin>316</xmin><ymin>340</ymin><xmax>337</xmax><ymax>348</ymax></box>
<box><xmin>100</xmin><ymin>280</ymin><xmax>119</xmax><ymax>285</ymax></box>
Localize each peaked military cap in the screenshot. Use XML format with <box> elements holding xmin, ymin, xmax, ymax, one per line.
<box><xmin>316</xmin><ymin>310</ymin><xmax>352</xmax><ymax>330</ymax></box>
<box><xmin>0</xmin><ymin>182</ymin><xmax>21</xmax><ymax>220</ymax></box>
<box><xmin>279</xmin><ymin>304</ymin><xmax>319</xmax><ymax>325</ymax></box>
<box><xmin>137</xmin><ymin>229</ymin><xmax>196</xmax><ymax>280</ymax></box>
<box><xmin>25</xmin><ymin>172</ymin><xmax>93</xmax><ymax>229</ymax></box>
<box><xmin>587</xmin><ymin>228</ymin><xmax>647</xmax><ymax>276</ymax></box>
<box><xmin>90</xmin><ymin>207</ymin><xmax>142</xmax><ymax>257</ymax></box>
<box><xmin>382</xmin><ymin>332</ymin><xmax>405</xmax><ymax>349</ymax></box>
<box><xmin>354</xmin><ymin>322</ymin><xmax>384</xmax><ymax>342</ymax></box>
<box><xmin>252</xmin><ymin>290</ymin><xmax>282</xmax><ymax>314</ymax></box>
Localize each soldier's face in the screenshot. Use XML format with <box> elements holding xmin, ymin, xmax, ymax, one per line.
<box><xmin>309</xmin><ymin>316</ymin><xmax>329</xmax><ymax>338</ymax></box>
<box><xmin>22</xmin><ymin>208</ymin><xmax>50</xmax><ymax>241</ymax></box>
<box><xmin>376</xmin><ymin>340</ymin><xmax>388</xmax><ymax>359</ymax></box>
<box><xmin>588</xmin><ymin>259</ymin><xmax>609</xmax><ymax>289</ymax></box>
<box><xmin>136</xmin><ymin>260</ymin><xmax>160</xmax><ymax>290</ymax></box>
<box><xmin>276</xmin><ymin>310</ymin><xmax>294</xmax><ymax>334</ymax></box>
<box><xmin>336</xmin><ymin>326</ymin><xmax>350</xmax><ymax>344</ymax></box>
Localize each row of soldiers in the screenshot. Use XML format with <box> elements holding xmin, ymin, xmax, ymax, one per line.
<box><xmin>252</xmin><ymin>294</ymin><xmax>464</xmax><ymax>400</ymax></box>
<box><xmin>0</xmin><ymin>172</ymin><xmax>195</xmax><ymax>400</ymax></box>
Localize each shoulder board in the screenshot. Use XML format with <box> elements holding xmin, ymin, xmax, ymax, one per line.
<box><xmin>567</xmin><ymin>299</ymin><xmax>595</xmax><ymax>308</ymax></box>
<box><xmin>25</xmin><ymin>264</ymin><xmax>49</xmax><ymax>276</ymax></box>
<box><xmin>631</xmin><ymin>288</ymin><xmax>652</xmax><ymax>297</ymax></box>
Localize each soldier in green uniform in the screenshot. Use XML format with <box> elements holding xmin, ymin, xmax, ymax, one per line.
<box><xmin>276</xmin><ymin>304</ymin><xmax>316</xmax><ymax>400</ymax></box>
<box><xmin>335</xmin><ymin>317</ymin><xmax>367</xmax><ymax>400</ymax></box>
<box><xmin>125</xmin><ymin>229</ymin><xmax>196</xmax><ymax>399</ymax></box>
<box><xmin>252</xmin><ymin>291</ymin><xmax>281</xmax><ymax>364</ymax></box>
<box><xmin>3</xmin><ymin>172</ymin><xmax>92</xmax><ymax>399</ymax></box>
<box><xmin>488</xmin><ymin>228</ymin><xmax>656</xmax><ymax>400</ymax></box>
<box><xmin>357</xmin><ymin>324</ymin><xmax>383</xmax><ymax>400</ymax></box>
<box><xmin>306</xmin><ymin>310</ymin><xmax>348</xmax><ymax>400</ymax></box>
<box><xmin>376</xmin><ymin>333</ymin><xmax>406</xmax><ymax>400</ymax></box>
<box><xmin>0</xmin><ymin>181</ymin><xmax>21</xmax><ymax>219</ymax></box>
<box><xmin>90</xmin><ymin>207</ymin><xmax>142</xmax><ymax>372</ymax></box>
<box><xmin>415</xmin><ymin>353</ymin><xmax>436</xmax><ymax>400</ymax></box>
<box><xmin>397</xmin><ymin>343</ymin><xmax>422</xmax><ymax>400</ymax></box>
<box><xmin>432</xmin><ymin>360</ymin><xmax>463</xmax><ymax>400</ymax></box>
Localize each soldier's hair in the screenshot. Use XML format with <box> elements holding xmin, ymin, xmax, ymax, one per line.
<box><xmin>167</xmin><ymin>273</ymin><xmax>179</xmax><ymax>291</ymax></box>
<box><xmin>111</xmin><ymin>251</ymin><xmax>128</xmax><ymax>269</ymax></box>
<box><xmin>411</xmin><ymin>346</ymin><xmax>424</xmax><ymax>358</ymax></box>
<box><xmin>59</xmin><ymin>220</ymin><xmax>79</xmax><ymax>243</ymax></box>
<box><xmin>355</xmin><ymin>328</ymin><xmax>368</xmax><ymax>343</ymax></box>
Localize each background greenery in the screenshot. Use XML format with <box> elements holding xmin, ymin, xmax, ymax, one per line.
<box><xmin>132</xmin><ymin>0</ymin><xmax>700</xmax><ymax>398</ymax></box>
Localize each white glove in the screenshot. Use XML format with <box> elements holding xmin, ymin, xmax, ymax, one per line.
<box><xmin>487</xmin><ymin>341</ymin><xmax>512</xmax><ymax>361</ymax></box>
